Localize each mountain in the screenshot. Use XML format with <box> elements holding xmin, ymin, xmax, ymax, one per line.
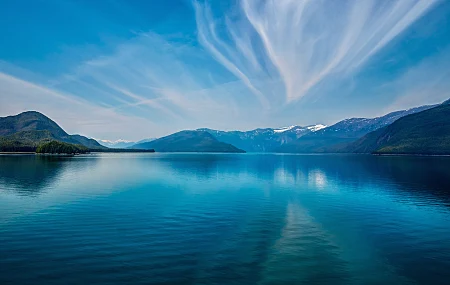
<box><xmin>200</xmin><ymin>124</ymin><xmax>326</xmax><ymax>152</ymax></box>
<box><xmin>0</xmin><ymin>111</ymin><xmax>106</xmax><ymax>151</ymax></box>
<box><xmin>96</xmin><ymin>138</ymin><xmax>156</xmax><ymax>148</ymax></box>
<box><xmin>276</xmin><ymin>104</ymin><xmax>436</xmax><ymax>153</ymax></box>
<box><xmin>135</xmin><ymin>138</ymin><xmax>156</xmax><ymax>144</ymax></box>
<box><xmin>131</xmin><ymin>130</ymin><xmax>245</xmax><ymax>153</ymax></box>
<box><xmin>96</xmin><ymin>138</ymin><xmax>156</xmax><ymax>149</ymax></box>
<box><xmin>97</xmin><ymin>139</ymin><xmax>136</xmax><ymax>149</ymax></box>
<box><xmin>36</xmin><ymin>140</ymin><xmax>89</xmax><ymax>154</ymax></box>
<box><xmin>0</xmin><ymin>111</ymin><xmax>68</xmax><ymax>137</ymax></box>
<box><xmin>347</xmin><ymin>102</ymin><xmax>450</xmax><ymax>155</ymax></box>
<box><xmin>69</xmin><ymin>134</ymin><xmax>105</xmax><ymax>149</ymax></box>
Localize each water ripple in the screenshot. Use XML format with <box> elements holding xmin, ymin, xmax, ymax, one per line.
<box><xmin>0</xmin><ymin>154</ymin><xmax>449</xmax><ymax>284</ymax></box>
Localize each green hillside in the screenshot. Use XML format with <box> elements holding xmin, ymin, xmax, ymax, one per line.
<box><xmin>0</xmin><ymin>130</ymin><xmax>57</xmax><ymax>152</ymax></box>
<box><xmin>348</xmin><ymin>102</ymin><xmax>450</xmax><ymax>155</ymax></box>
<box><xmin>275</xmin><ymin>105</ymin><xmax>435</xmax><ymax>153</ymax></box>
<box><xmin>0</xmin><ymin>111</ymin><xmax>106</xmax><ymax>151</ymax></box>
<box><xmin>36</xmin><ymin>141</ymin><xmax>89</xmax><ymax>154</ymax></box>
<box><xmin>132</xmin><ymin>130</ymin><xmax>245</xmax><ymax>153</ymax></box>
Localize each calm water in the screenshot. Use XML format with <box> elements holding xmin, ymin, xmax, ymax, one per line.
<box><xmin>0</xmin><ymin>153</ymin><xmax>450</xmax><ymax>285</ymax></box>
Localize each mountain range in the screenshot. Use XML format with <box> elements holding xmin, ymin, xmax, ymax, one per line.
<box><xmin>275</xmin><ymin>104</ymin><xmax>437</xmax><ymax>153</ymax></box>
<box><xmin>200</xmin><ymin>126</ymin><xmax>321</xmax><ymax>153</ymax></box>
<box><xmin>2</xmin><ymin>99</ymin><xmax>449</xmax><ymax>154</ymax></box>
<box><xmin>346</xmin><ymin>101</ymin><xmax>450</xmax><ymax>155</ymax></box>
<box><xmin>197</xmin><ymin>125</ymin><xmax>326</xmax><ymax>152</ymax></box>
<box><xmin>96</xmin><ymin>138</ymin><xmax>155</xmax><ymax>149</ymax></box>
<box><xmin>126</xmin><ymin>99</ymin><xmax>448</xmax><ymax>154</ymax></box>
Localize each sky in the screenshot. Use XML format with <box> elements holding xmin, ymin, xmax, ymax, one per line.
<box><xmin>1</xmin><ymin>0</ymin><xmax>450</xmax><ymax>141</ymax></box>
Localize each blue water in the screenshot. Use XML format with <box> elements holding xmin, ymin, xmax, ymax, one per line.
<box><xmin>0</xmin><ymin>153</ymin><xmax>449</xmax><ymax>285</ymax></box>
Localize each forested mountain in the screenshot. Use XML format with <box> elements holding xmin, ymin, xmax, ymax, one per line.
<box><xmin>3</xmin><ymin>100</ymin><xmax>447</xmax><ymax>155</ymax></box>
<box><xmin>346</xmin><ymin>102</ymin><xmax>450</xmax><ymax>155</ymax></box>
<box><xmin>276</xmin><ymin>104</ymin><xmax>436</xmax><ymax>153</ymax></box>
<box><xmin>131</xmin><ymin>130</ymin><xmax>245</xmax><ymax>153</ymax></box>
<box><xmin>0</xmin><ymin>111</ymin><xmax>105</xmax><ymax>151</ymax></box>
<box><xmin>36</xmin><ymin>141</ymin><xmax>89</xmax><ymax>154</ymax></box>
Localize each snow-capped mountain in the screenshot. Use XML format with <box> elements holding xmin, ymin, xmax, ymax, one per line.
<box><xmin>277</xmin><ymin>104</ymin><xmax>437</xmax><ymax>153</ymax></box>
<box><xmin>310</xmin><ymin>105</ymin><xmax>435</xmax><ymax>139</ymax></box>
<box><xmin>273</xmin><ymin>126</ymin><xmax>296</xmax><ymax>133</ymax></box>
<box><xmin>96</xmin><ymin>139</ymin><xmax>136</xmax><ymax>149</ymax></box>
<box><xmin>97</xmin><ymin>138</ymin><xmax>156</xmax><ymax>149</ymax></box>
<box><xmin>273</xmin><ymin>124</ymin><xmax>326</xmax><ymax>134</ymax></box>
<box><xmin>199</xmin><ymin>124</ymin><xmax>324</xmax><ymax>152</ymax></box>
<box><xmin>307</xmin><ymin>124</ymin><xmax>327</xmax><ymax>132</ymax></box>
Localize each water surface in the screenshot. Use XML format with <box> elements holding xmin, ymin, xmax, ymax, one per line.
<box><xmin>1</xmin><ymin>153</ymin><xmax>449</xmax><ymax>284</ymax></box>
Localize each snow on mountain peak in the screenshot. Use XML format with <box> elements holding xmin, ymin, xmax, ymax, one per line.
<box><xmin>273</xmin><ymin>126</ymin><xmax>296</xmax><ymax>133</ymax></box>
<box><xmin>273</xmin><ymin>124</ymin><xmax>326</xmax><ymax>133</ymax></box>
<box><xmin>307</xmin><ymin>124</ymin><xmax>327</xmax><ymax>132</ymax></box>
<box><xmin>97</xmin><ymin>139</ymin><xmax>133</xmax><ymax>144</ymax></box>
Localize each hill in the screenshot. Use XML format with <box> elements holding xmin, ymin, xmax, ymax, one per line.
<box><xmin>347</xmin><ymin>102</ymin><xmax>450</xmax><ymax>155</ymax></box>
<box><xmin>36</xmin><ymin>141</ymin><xmax>89</xmax><ymax>154</ymax></box>
<box><xmin>131</xmin><ymin>130</ymin><xmax>245</xmax><ymax>153</ymax></box>
<box><xmin>0</xmin><ymin>111</ymin><xmax>106</xmax><ymax>151</ymax></box>
<box><xmin>276</xmin><ymin>105</ymin><xmax>435</xmax><ymax>153</ymax></box>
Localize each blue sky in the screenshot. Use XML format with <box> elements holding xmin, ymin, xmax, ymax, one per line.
<box><xmin>1</xmin><ymin>0</ymin><xmax>450</xmax><ymax>141</ymax></box>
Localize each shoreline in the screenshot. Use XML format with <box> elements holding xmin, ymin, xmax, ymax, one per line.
<box><xmin>1</xmin><ymin>152</ymin><xmax>449</xmax><ymax>157</ymax></box>
<box><xmin>0</xmin><ymin>152</ymin><xmax>35</xmax><ymax>155</ymax></box>
<box><xmin>372</xmin><ymin>153</ymin><xmax>450</xmax><ymax>157</ymax></box>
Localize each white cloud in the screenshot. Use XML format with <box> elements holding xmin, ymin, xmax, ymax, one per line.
<box><xmin>50</xmin><ymin>32</ymin><xmax>244</xmax><ymax>123</ymax></box>
<box><xmin>1</xmin><ymin>0</ymin><xmax>447</xmax><ymax>139</ymax></box>
<box><xmin>0</xmin><ymin>72</ymin><xmax>156</xmax><ymax>140</ymax></box>
<box><xmin>1</xmin><ymin>32</ymin><xmax>272</xmax><ymax>138</ymax></box>
<box><xmin>381</xmin><ymin>48</ymin><xmax>450</xmax><ymax>112</ymax></box>
<box><xmin>195</xmin><ymin>0</ymin><xmax>439</xmax><ymax>103</ymax></box>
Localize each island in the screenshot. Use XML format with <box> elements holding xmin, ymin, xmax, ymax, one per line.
<box><xmin>36</xmin><ymin>141</ymin><xmax>89</xmax><ymax>155</ymax></box>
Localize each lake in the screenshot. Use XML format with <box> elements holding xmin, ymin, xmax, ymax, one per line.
<box><xmin>0</xmin><ymin>153</ymin><xmax>449</xmax><ymax>285</ymax></box>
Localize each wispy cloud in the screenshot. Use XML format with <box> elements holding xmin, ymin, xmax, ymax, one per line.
<box><xmin>1</xmin><ymin>31</ymin><xmax>281</xmax><ymax>137</ymax></box>
<box><xmin>0</xmin><ymin>72</ymin><xmax>156</xmax><ymax>140</ymax></box>
<box><xmin>51</xmin><ymin>32</ymin><xmax>241</xmax><ymax>123</ymax></box>
<box><xmin>381</xmin><ymin>47</ymin><xmax>450</xmax><ymax>112</ymax></box>
<box><xmin>195</xmin><ymin>0</ymin><xmax>439</xmax><ymax>103</ymax></box>
<box><xmin>194</xmin><ymin>1</ymin><xmax>272</xmax><ymax>108</ymax></box>
<box><xmin>1</xmin><ymin>0</ymin><xmax>448</xmax><ymax>140</ymax></box>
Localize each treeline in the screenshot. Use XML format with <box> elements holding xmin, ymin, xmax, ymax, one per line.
<box><xmin>36</xmin><ymin>141</ymin><xmax>89</xmax><ymax>154</ymax></box>
<box><xmin>91</xmin><ymin>148</ymin><xmax>155</xmax><ymax>153</ymax></box>
<box><xmin>0</xmin><ymin>138</ymin><xmax>155</xmax><ymax>153</ymax></box>
<box><xmin>0</xmin><ymin>138</ymin><xmax>37</xmax><ymax>152</ymax></box>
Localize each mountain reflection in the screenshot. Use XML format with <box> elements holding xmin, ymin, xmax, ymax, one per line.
<box><xmin>1</xmin><ymin>153</ymin><xmax>449</xmax><ymax>285</ymax></box>
<box><xmin>1</xmin><ymin>153</ymin><xmax>450</xmax><ymax>206</ymax></box>
<box><xmin>0</xmin><ymin>155</ymin><xmax>98</xmax><ymax>196</ymax></box>
<box><xmin>155</xmin><ymin>154</ymin><xmax>450</xmax><ymax>206</ymax></box>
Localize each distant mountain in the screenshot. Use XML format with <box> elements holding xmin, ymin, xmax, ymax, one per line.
<box><xmin>131</xmin><ymin>130</ymin><xmax>245</xmax><ymax>153</ymax></box>
<box><xmin>276</xmin><ymin>105</ymin><xmax>436</xmax><ymax>153</ymax></box>
<box><xmin>69</xmin><ymin>134</ymin><xmax>105</xmax><ymax>149</ymax></box>
<box><xmin>96</xmin><ymin>138</ymin><xmax>156</xmax><ymax>148</ymax></box>
<box><xmin>135</xmin><ymin>138</ymin><xmax>156</xmax><ymax>144</ymax></box>
<box><xmin>347</xmin><ymin>102</ymin><xmax>450</xmax><ymax>155</ymax></box>
<box><xmin>97</xmin><ymin>139</ymin><xmax>136</xmax><ymax>149</ymax></box>
<box><xmin>200</xmin><ymin>124</ymin><xmax>326</xmax><ymax>152</ymax></box>
<box><xmin>0</xmin><ymin>111</ymin><xmax>106</xmax><ymax>151</ymax></box>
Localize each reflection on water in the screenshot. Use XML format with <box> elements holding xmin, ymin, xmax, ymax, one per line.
<box><xmin>0</xmin><ymin>155</ymin><xmax>69</xmax><ymax>195</ymax></box>
<box><xmin>0</xmin><ymin>153</ymin><xmax>449</xmax><ymax>285</ymax></box>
